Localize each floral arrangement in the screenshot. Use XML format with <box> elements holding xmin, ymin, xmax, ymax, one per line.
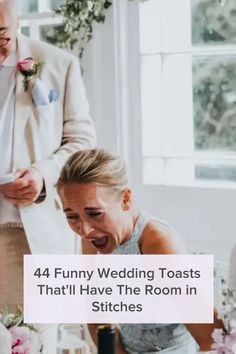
<box><xmin>212</xmin><ymin>288</ymin><xmax>236</xmax><ymax>354</ymax></box>
<box><xmin>0</xmin><ymin>307</ymin><xmax>43</xmax><ymax>354</ymax></box>
<box><xmin>17</xmin><ymin>58</ymin><xmax>42</xmax><ymax>91</ymax></box>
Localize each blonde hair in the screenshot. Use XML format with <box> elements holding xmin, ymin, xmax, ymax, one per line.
<box><xmin>58</xmin><ymin>149</ymin><xmax>128</xmax><ymax>193</ymax></box>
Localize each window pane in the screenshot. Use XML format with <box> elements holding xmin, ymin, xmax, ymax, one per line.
<box><xmin>40</xmin><ymin>24</ymin><xmax>65</xmax><ymax>45</ymax></box>
<box><xmin>21</xmin><ymin>0</ymin><xmax>38</xmax><ymax>14</ymax></box>
<box><xmin>21</xmin><ymin>0</ymin><xmax>64</xmax><ymax>14</ymax></box>
<box><xmin>195</xmin><ymin>163</ymin><xmax>236</xmax><ymax>182</ymax></box>
<box><xmin>144</xmin><ymin>157</ymin><xmax>236</xmax><ymax>186</ymax></box>
<box><xmin>139</xmin><ymin>0</ymin><xmax>236</xmax><ymax>187</ymax></box>
<box><xmin>21</xmin><ymin>26</ymin><xmax>30</xmax><ymax>37</ymax></box>
<box><xmin>192</xmin><ymin>0</ymin><xmax>236</xmax><ymax>45</ymax></box>
<box><xmin>193</xmin><ymin>55</ymin><xmax>236</xmax><ymax>151</ymax></box>
<box><xmin>51</xmin><ymin>0</ymin><xmax>65</xmax><ymax>10</ymax></box>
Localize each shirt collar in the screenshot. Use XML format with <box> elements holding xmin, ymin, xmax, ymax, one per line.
<box><xmin>1</xmin><ymin>52</ymin><xmax>17</xmax><ymax>68</ymax></box>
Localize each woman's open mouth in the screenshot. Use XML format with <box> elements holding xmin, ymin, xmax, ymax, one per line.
<box><xmin>92</xmin><ymin>236</ymin><xmax>108</xmax><ymax>249</ymax></box>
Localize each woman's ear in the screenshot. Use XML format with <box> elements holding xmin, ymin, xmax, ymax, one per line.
<box><xmin>121</xmin><ymin>188</ymin><xmax>132</xmax><ymax>211</ymax></box>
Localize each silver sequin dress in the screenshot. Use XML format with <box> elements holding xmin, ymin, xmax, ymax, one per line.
<box><xmin>111</xmin><ymin>211</ymin><xmax>199</xmax><ymax>354</ymax></box>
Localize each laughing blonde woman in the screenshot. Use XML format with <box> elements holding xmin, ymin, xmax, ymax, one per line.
<box><xmin>58</xmin><ymin>148</ymin><xmax>223</xmax><ymax>354</ymax></box>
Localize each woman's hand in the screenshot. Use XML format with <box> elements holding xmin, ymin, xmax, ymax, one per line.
<box><xmin>1</xmin><ymin>167</ymin><xmax>44</xmax><ymax>205</ymax></box>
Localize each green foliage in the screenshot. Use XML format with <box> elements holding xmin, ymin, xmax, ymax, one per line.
<box><xmin>48</xmin><ymin>0</ymin><xmax>113</xmax><ymax>57</ymax></box>
<box><xmin>47</xmin><ymin>0</ymin><xmax>146</xmax><ymax>57</ymax></box>
<box><xmin>192</xmin><ymin>0</ymin><xmax>236</xmax><ymax>151</ymax></box>
<box><xmin>0</xmin><ymin>307</ymin><xmax>23</xmax><ymax>329</ymax></box>
<box><xmin>193</xmin><ymin>57</ymin><xmax>236</xmax><ymax>151</ymax></box>
<box><xmin>0</xmin><ymin>306</ymin><xmax>35</xmax><ymax>331</ymax></box>
<box><xmin>192</xmin><ymin>0</ymin><xmax>236</xmax><ymax>45</ymax></box>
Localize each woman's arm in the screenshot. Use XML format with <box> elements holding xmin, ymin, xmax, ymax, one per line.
<box><xmin>186</xmin><ymin>309</ymin><xmax>223</xmax><ymax>352</ymax></box>
<box><xmin>140</xmin><ymin>221</ymin><xmax>224</xmax><ymax>352</ymax></box>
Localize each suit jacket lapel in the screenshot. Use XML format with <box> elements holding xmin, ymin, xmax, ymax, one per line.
<box><xmin>13</xmin><ymin>35</ymin><xmax>33</xmax><ymax>163</ymax></box>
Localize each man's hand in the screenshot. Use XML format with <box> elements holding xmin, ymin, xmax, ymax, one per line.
<box><xmin>0</xmin><ymin>167</ymin><xmax>44</xmax><ymax>206</ymax></box>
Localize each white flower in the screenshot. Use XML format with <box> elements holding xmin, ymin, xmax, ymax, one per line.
<box><xmin>87</xmin><ymin>0</ymin><xmax>93</xmax><ymax>11</ymax></box>
<box><xmin>0</xmin><ymin>323</ymin><xmax>12</xmax><ymax>354</ymax></box>
<box><xmin>218</xmin><ymin>304</ymin><xmax>233</xmax><ymax>320</ymax></box>
<box><xmin>10</xmin><ymin>326</ymin><xmax>42</xmax><ymax>354</ymax></box>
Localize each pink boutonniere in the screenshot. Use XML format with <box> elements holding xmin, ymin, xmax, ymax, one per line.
<box><xmin>16</xmin><ymin>57</ymin><xmax>42</xmax><ymax>92</ymax></box>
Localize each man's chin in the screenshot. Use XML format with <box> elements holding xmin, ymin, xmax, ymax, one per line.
<box><xmin>0</xmin><ymin>40</ymin><xmax>15</xmax><ymax>58</ymax></box>
<box><xmin>0</xmin><ymin>51</ymin><xmax>7</xmax><ymax>64</ymax></box>
<box><xmin>0</xmin><ymin>47</ymin><xmax>9</xmax><ymax>62</ymax></box>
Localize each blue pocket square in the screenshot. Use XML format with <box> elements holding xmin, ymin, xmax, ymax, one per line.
<box><xmin>48</xmin><ymin>89</ymin><xmax>60</xmax><ymax>103</ymax></box>
<box><xmin>32</xmin><ymin>78</ymin><xmax>59</xmax><ymax>106</ymax></box>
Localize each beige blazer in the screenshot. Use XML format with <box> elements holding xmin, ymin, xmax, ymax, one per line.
<box><xmin>13</xmin><ymin>34</ymin><xmax>96</xmax><ymax>254</ymax></box>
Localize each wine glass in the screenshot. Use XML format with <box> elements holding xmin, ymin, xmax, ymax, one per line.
<box><xmin>57</xmin><ymin>324</ymin><xmax>91</xmax><ymax>354</ymax></box>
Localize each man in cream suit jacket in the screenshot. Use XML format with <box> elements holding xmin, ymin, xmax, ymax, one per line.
<box><xmin>4</xmin><ymin>32</ymin><xmax>96</xmax><ymax>254</ymax></box>
<box><xmin>0</xmin><ymin>0</ymin><xmax>96</xmax><ymax>316</ymax></box>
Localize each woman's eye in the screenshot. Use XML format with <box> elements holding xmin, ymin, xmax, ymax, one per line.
<box><xmin>88</xmin><ymin>212</ymin><xmax>103</xmax><ymax>219</ymax></box>
<box><xmin>66</xmin><ymin>215</ymin><xmax>79</xmax><ymax>220</ymax></box>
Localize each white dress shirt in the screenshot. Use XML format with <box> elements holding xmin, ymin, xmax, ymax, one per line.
<box><xmin>0</xmin><ymin>52</ymin><xmax>21</xmax><ymax>226</ymax></box>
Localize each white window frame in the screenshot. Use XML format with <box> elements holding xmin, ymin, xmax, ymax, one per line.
<box><xmin>121</xmin><ymin>0</ymin><xmax>236</xmax><ymax>189</ymax></box>
<box><xmin>19</xmin><ymin>1</ymin><xmax>63</xmax><ymax>40</ymax></box>
<box><xmin>19</xmin><ymin>0</ymin><xmax>236</xmax><ymax>190</ymax></box>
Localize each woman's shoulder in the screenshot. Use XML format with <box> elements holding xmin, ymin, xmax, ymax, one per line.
<box><xmin>139</xmin><ymin>216</ymin><xmax>187</xmax><ymax>255</ymax></box>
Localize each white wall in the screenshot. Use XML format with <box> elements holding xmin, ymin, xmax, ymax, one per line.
<box><xmin>82</xmin><ymin>7</ymin><xmax>118</xmax><ymax>152</ymax></box>
<box><xmin>82</xmin><ymin>1</ymin><xmax>236</xmax><ymax>263</ymax></box>
<box><xmin>136</xmin><ymin>185</ymin><xmax>236</xmax><ymax>262</ymax></box>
